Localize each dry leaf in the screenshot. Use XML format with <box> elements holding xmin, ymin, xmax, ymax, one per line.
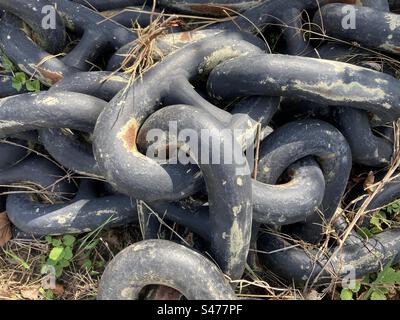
<box><xmin>0</xmin><ymin>212</ymin><xmax>12</xmax><ymax>247</ymax></box>
<box><xmin>21</xmin><ymin>286</ymin><xmax>40</xmax><ymax>300</ymax></box>
<box><xmin>364</xmin><ymin>171</ymin><xmax>376</xmax><ymax>195</ymax></box>
<box><xmin>53</xmin><ymin>283</ymin><xmax>65</xmax><ymax>296</ymax></box>
<box><xmin>0</xmin><ymin>289</ymin><xmax>15</xmax><ymax>300</ymax></box>
<box><xmin>0</xmin><ymin>285</ymin><xmax>14</xmax><ymax>299</ymax></box>
<box><xmin>304</xmin><ymin>289</ymin><xmax>322</xmax><ymax>300</ymax></box>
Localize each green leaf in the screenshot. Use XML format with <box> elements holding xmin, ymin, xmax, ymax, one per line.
<box><xmin>82</xmin><ymin>259</ymin><xmax>92</xmax><ymax>270</ymax></box>
<box><xmin>39</xmin><ymin>288</ymin><xmax>54</xmax><ymax>300</ymax></box>
<box><xmin>63</xmin><ymin>247</ymin><xmax>73</xmax><ymax>261</ymax></box>
<box><xmin>370</xmin><ymin>291</ymin><xmax>387</xmax><ymax>300</ymax></box>
<box><xmin>375</xmin><ymin>265</ymin><xmax>400</xmax><ymax>285</ymax></box>
<box><xmin>58</xmin><ymin>259</ymin><xmax>70</xmax><ymax>268</ymax></box>
<box><xmin>357</xmin><ymin>227</ymin><xmax>373</xmax><ymax>239</ymax></box>
<box><xmin>55</xmin><ymin>265</ymin><xmax>63</xmax><ymax>278</ymax></box>
<box><xmin>52</xmin><ymin>239</ymin><xmax>62</xmax><ymax>247</ymax></box>
<box><xmin>1</xmin><ymin>55</ymin><xmax>14</xmax><ymax>71</ymax></box>
<box><xmin>351</xmin><ymin>282</ymin><xmax>361</xmax><ymax>293</ymax></box>
<box><xmin>362</xmin><ymin>274</ymin><xmax>371</xmax><ymax>284</ymax></box>
<box><xmin>46</xmin><ymin>258</ymin><xmax>57</xmax><ymax>266</ymax></box>
<box><xmin>13</xmin><ymin>72</ymin><xmax>26</xmax><ymax>84</ymax></box>
<box><xmin>49</xmin><ymin>247</ymin><xmax>64</xmax><ymax>261</ymax></box>
<box><xmin>340</xmin><ymin>289</ymin><xmax>353</xmax><ymax>300</ymax></box>
<box><xmin>384</xmin><ymin>199</ymin><xmax>400</xmax><ymax>218</ymax></box>
<box><xmin>26</xmin><ymin>79</ymin><xmax>40</xmax><ymax>92</ymax></box>
<box><xmin>45</xmin><ymin>235</ymin><xmax>52</xmax><ymax>243</ymax></box>
<box><xmin>370</xmin><ymin>211</ymin><xmax>386</xmax><ymax>230</ymax></box>
<box><xmin>378</xmin><ymin>287</ymin><xmax>389</xmax><ymax>295</ymax></box>
<box><xmin>360</xmin><ymin>288</ymin><xmax>373</xmax><ymax>300</ymax></box>
<box><xmin>12</xmin><ymin>79</ymin><xmax>23</xmax><ymax>92</ymax></box>
<box><xmin>46</xmin><ymin>290</ymin><xmax>54</xmax><ymax>300</ymax></box>
<box><xmin>369</xmin><ymin>226</ymin><xmax>383</xmax><ymax>235</ymax></box>
<box><xmin>63</xmin><ymin>235</ymin><xmax>76</xmax><ymax>247</ymax></box>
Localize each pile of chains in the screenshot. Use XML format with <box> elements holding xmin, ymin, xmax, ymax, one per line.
<box><xmin>1</xmin><ymin>0</ymin><xmax>400</xmax><ymax>300</ymax></box>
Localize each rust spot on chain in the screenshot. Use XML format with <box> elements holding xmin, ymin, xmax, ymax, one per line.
<box><xmin>117</xmin><ymin>118</ymin><xmax>139</xmax><ymax>153</ymax></box>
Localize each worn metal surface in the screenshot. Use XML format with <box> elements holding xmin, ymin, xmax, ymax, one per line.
<box><xmin>0</xmin><ymin>91</ymin><xmax>108</xmax><ymax>136</ymax></box>
<box><xmin>97</xmin><ymin>239</ymin><xmax>236</xmax><ymax>300</ymax></box>
<box><xmin>7</xmin><ymin>180</ymin><xmax>138</xmax><ymax>236</ymax></box>
<box><xmin>0</xmin><ymin>0</ymin><xmax>137</xmax><ymax>85</ymax></box>
<box><xmin>93</xmin><ymin>31</ymin><xmax>264</xmax><ymax>202</ymax></box>
<box><xmin>137</xmin><ymin>104</ymin><xmax>252</xmax><ymax>279</ymax></box>
<box><xmin>315</xmin><ymin>4</ymin><xmax>400</xmax><ymax>54</ymax></box>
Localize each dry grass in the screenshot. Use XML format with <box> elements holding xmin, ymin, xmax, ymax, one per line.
<box><xmin>0</xmin><ymin>225</ymin><xmax>142</xmax><ymax>300</ymax></box>
<box><xmin>0</xmin><ymin>240</ymin><xmax>101</xmax><ymax>300</ymax></box>
<box><xmin>114</xmin><ymin>12</ymin><xmax>179</xmax><ymax>89</ymax></box>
